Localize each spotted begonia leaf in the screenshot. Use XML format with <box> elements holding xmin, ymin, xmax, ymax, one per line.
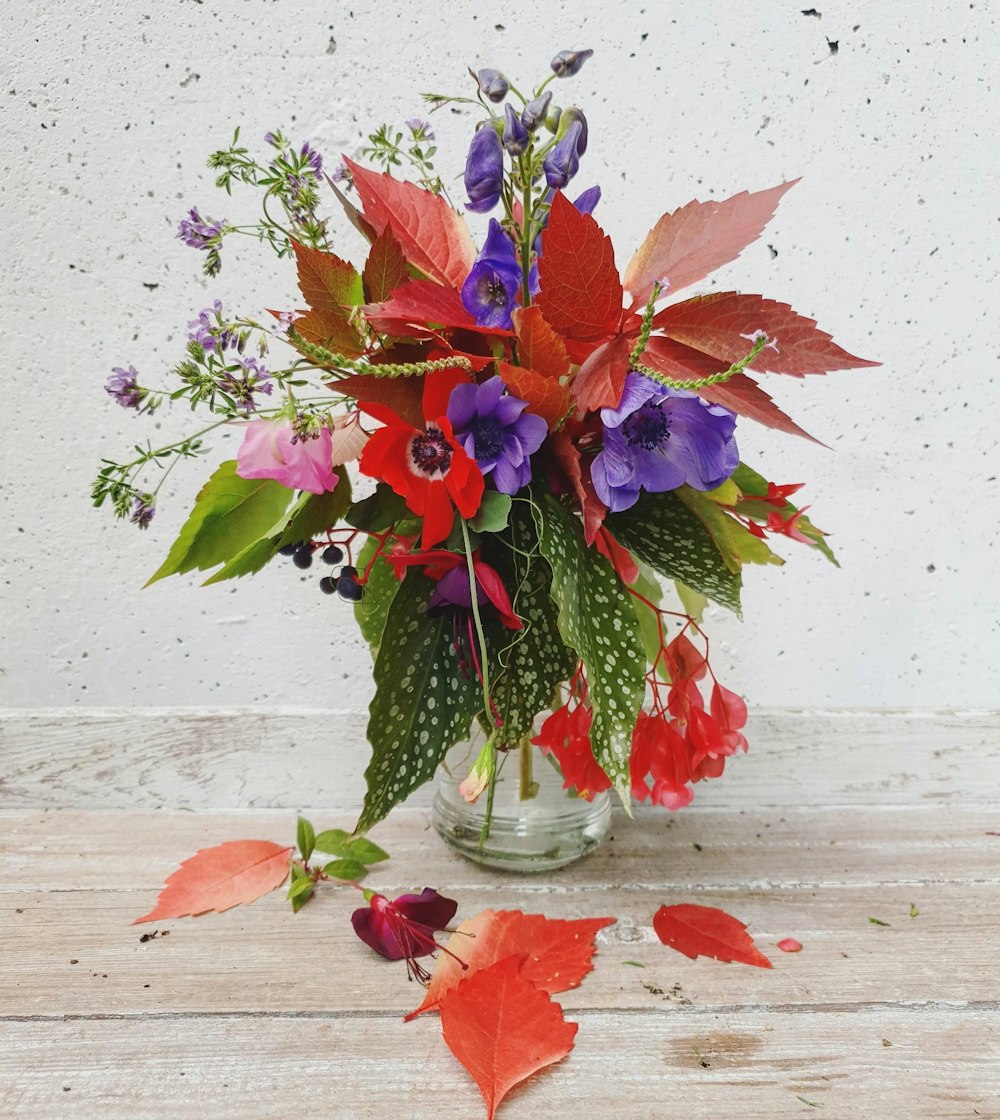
<box><xmin>358</xmin><ymin>571</ymin><xmax>481</xmax><ymax>832</ymax></box>
<box><xmin>534</xmin><ymin>494</ymin><xmax>645</xmax><ymax>805</ymax></box>
<box><xmin>607</xmin><ymin>490</ymin><xmax>743</xmax><ymax>616</ymax></box>
<box><xmin>354</xmin><ymin>536</ymin><xmax>399</xmax><ymax>653</ymax></box>
<box><xmin>676</xmin><ymin>485</ymin><xmax>782</xmax><ymax>572</ymax></box>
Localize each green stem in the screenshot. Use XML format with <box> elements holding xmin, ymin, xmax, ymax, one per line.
<box><xmin>518</xmin><ymin>734</ymin><xmax>538</xmax><ymax>801</ymax></box>
<box><xmin>632</xmin><ymin>333</ymin><xmax>770</xmax><ymax>392</ymax></box>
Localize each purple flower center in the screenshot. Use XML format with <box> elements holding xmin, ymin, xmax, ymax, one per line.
<box><xmin>409</xmin><ymin>427</ymin><xmax>452</xmax><ymax>479</ymax></box>
<box><xmin>469</xmin><ymin>416</ymin><xmax>504</xmax><ymax>461</ymax></box>
<box><xmin>623</xmin><ymin>402</ymin><xmax>671</xmax><ymax>450</ymax></box>
<box><xmin>478</xmin><ymin>272</ymin><xmax>511</xmax><ymax>309</ymax></box>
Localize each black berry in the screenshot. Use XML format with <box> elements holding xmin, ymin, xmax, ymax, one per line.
<box><xmin>278</xmin><ymin>543</ymin><xmax>299</xmax><ymax>556</ymax></box>
<box><xmin>337</xmin><ymin>576</ymin><xmax>363</xmax><ymax>602</ymax></box>
<box><xmin>321</xmin><ymin>545</ymin><xmax>345</xmax><ymax>565</ymax></box>
<box><xmin>318</xmin><ymin>576</ymin><xmax>336</xmax><ymax>595</ymax></box>
<box><xmin>292</xmin><ymin>547</ymin><xmax>314</xmax><ymax>570</ymax></box>
<box><xmin>340</xmin><ymin>564</ymin><xmax>358</xmax><ymax>578</ymax></box>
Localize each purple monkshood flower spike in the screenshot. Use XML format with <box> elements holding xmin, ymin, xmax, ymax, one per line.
<box><xmin>464</xmin><ymin>124</ymin><xmax>504</xmax><ymax>213</ymax></box>
<box><xmin>447</xmin><ymin>376</ymin><xmax>548</xmax><ymax>495</ymax></box>
<box><xmin>521</xmin><ymin>91</ymin><xmax>552</xmax><ymax>132</ymax></box>
<box><xmin>502</xmin><ymin>104</ymin><xmax>529</xmax><ymax>156</ymax></box>
<box><xmin>590</xmin><ymin>372</ymin><xmax>739</xmax><ymax>513</ymax></box>
<box><xmin>543</xmin><ymin>120</ymin><xmax>583</xmax><ymax>190</ymax></box>
<box><xmin>461</xmin><ymin>219</ymin><xmax>523</xmax><ymax>329</ymax></box>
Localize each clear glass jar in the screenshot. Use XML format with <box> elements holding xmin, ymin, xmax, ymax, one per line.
<box><xmin>432</xmin><ymin>741</ymin><xmax>612</xmax><ymax>872</ymax></box>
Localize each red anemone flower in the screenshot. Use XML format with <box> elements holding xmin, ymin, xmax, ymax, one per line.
<box><xmin>358</xmin><ymin>368</ymin><xmax>485</xmax><ymax>550</ymax></box>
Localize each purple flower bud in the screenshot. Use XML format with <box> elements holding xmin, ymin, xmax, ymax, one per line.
<box><xmin>573</xmin><ymin>184</ymin><xmax>602</xmax><ymax>215</ymax></box>
<box><xmin>542</xmin><ymin>120</ymin><xmax>583</xmax><ymax>190</ymax></box>
<box><xmin>521</xmin><ymin>91</ymin><xmax>552</xmax><ymax>132</ymax></box>
<box><xmin>464</xmin><ymin>123</ymin><xmax>504</xmax><ymax>213</ymax></box>
<box><xmin>559</xmin><ymin>107</ymin><xmax>588</xmax><ymax>155</ymax></box>
<box><xmin>130</xmin><ymin>493</ymin><xmax>156</xmax><ymax>530</ymax></box>
<box><xmin>551</xmin><ymin>49</ymin><xmax>594</xmax><ymax>78</ymax></box>
<box><xmin>405</xmin><ymin>118</ymin><xmax>435</xmax><ymax>140</ymax></box>
<box><xmin>502</xmin><ymin>104</ymin><xmax>529</xmax><ymax>156</ymax></box>
<box><xmin>300</xmin><ymin>142</ymin><xmax>323</xmax><ymax>175</ymax></box>
<box><xmin>475</xmin><ymin>68</ymin><xmax>509</xmax><ymax>103</ymax></box>
<box><xmin>544</xmin><ymin>103</ymin><xmax>562</xmax><ymax>134</ymax></box>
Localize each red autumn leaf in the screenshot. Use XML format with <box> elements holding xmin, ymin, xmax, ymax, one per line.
<box><xmin>364</xmin><ymin>279</ymin><xmax>479</xmax><ymax>334</ymax></box>
<box><xmin>327</xmin><ymin>174</ymin><xmax>377</xmax><ymax>242</ymax></box>
<box><xmin>292</xmin><ymin>241</ymin><xmax>362</xmax><ymax>313</ymax></box>
<box><xmin>362</xmin><ymin>226</ymin><xmax>409</xmax><ymax>303</ymax></box>
<box><xmin>440</xmin><ymin>955</ymin><xmax>578</xmax><ymax>1120</ymax></box>
<box><xmin>537</xmin><ymin>192</ymin><xmax>623</xmax><ymax>342</ymax></box>
<box><xmin>406</xmin><ymin>909</ymin><xmax>615</xmax><ymax>1020</ymax></box>
<box><xmin>134</xmin><ymin>840</ymin><xmax>292</xmax><ymax>924</ymax></box>
<box><xmin>657</xmin><ymin>292</ymin><xmax>880</xmax><ymax>377</ymax></box>
<box><xmin>700</xmin><ymin>373</ymin><xmax>822</xmax><ymax>445</ymax></box>
<box><xmin>345</xmin><ymin>157</ymin><xmax>476</xmax><ymax>290</ymax></box>
<box><xmin>328</xmin><ymin>373</ymin><xmax>424</xmax><ymax>429</ymax></box>
<box><xmin>624</xmin><ymin>180</ymin><xmax>799</xmax><ymax>305</ymax></box>
<box><xmin>293</xmin><ymin>305</ymin><xmax>365</xmax><ymax>359</ymax></box>
<box><xmin>511</xmin><ymin>305</ymin><xmax>571</xmax><ymax>378</ymax></box>
<box><xmin>548</xmin><ymin>431</ymin><xmax>607</xmax><ymax>544</ymax></box>
<box><xmin>496</xmin><ymin>361</ymin><xmax>571</xmax><ymax>429</ymax></box>
<box><xmin>653</xmin><ymin>903</ymin><xmax>773</xmax><ymax>968</ymax></box>
<box><xmin>569</xmin><ymin>333</ymin><xmax>632</xmax><ymax>412</ymax></box>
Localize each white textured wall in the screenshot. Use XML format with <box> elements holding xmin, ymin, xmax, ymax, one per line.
<box><xmin>2</xmin><ymin>1</ymin><xmax>996</xmax><ymax>710</ymax></box>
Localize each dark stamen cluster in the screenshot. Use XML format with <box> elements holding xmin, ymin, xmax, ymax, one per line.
<box><xmin>410</xmin><ymin>428</ymin><xmax>453</xmax><ymax>476</ymax></box>
<box><xmin>623</xmin><ymin>402</ymin><xmax>670</xmax><ymax>450</ymax></box>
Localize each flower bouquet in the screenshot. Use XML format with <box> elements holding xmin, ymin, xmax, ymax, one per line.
<box><xmin>95</xmin><ymin>50</ymin><xmax>874</xmax><ymax>868</ymax></box>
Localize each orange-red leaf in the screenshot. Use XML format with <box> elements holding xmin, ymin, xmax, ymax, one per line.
<box><xmin>407</xmin><ymin>909</ymin><xmax>615</xmax><ymax>1020</ymax></box>
<box><xmin>624</xmin><ymin>180</ymin><xmax>799</xmax><ymax>304</ymax></box>
<box><xmin>293</xmin><ymin>305</ymin><xmax>365</xmax><ymax>359</ymax></box>
<box><xmin>548</xmin><ymin>430</ymin><xmax>607</xmax><ymax>544</ymax></box>
<box><xmin>569</xmin><ymin>333</ymin><xmax>632</xmax><ymax>412</ymax></box>
<box><xmin>537</xmin><ymin>192</ymin><xmax>623</xmax><ymax>342</ymax></box>
<box><xmin>439</xmin><ymin>955</ymin><xmax>578</xmax><ymax>1120</ymax></box>
<box><xmin>656</xmin><ymin>292</ymin><xmax>880</xmax><ymax>377</ymax></box>
<box><xmin>364</xmin><ymin>279</ymin><xmax>478</xmax><ymax>334</ymax></box>
<box><xmin>134</xmin><ymin>840</ymin><xmax>292</xmax><ymax>924</ymax></box>
<box><xmin>653</xmin><ymin>903</ymin><xmax>773</xmax><ymax>968</ymax></box>
<box><xmin>345</xmin><ymin>157</ymin><xmax>476</xmax><ymax>290</ymax></box>
<box><xmin>292</xmin><ymin>241</ymin><xmax>363</xmax><ymax>313</ymax></box>
<box><xmin>496</xmin><ymin>361</ymin><xmax>571</xmax><ymax>429</ymax></box>
<box><xmin>328</xmin><ymin>373</ymin><xmax>424</xmax><ymax>429</ymax></box>
<box><xmin>512</xmin><ymin>305</ymin><xmax>571</xmax><ymax>378</ymax></box>
<box><xmin>362</xmin><ymin>227</ymin><xmax>409</xmax><ymax>303</ymax></box>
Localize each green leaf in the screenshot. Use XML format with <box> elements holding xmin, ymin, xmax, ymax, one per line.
<box><xmin>322</xmin><ymin>858</ymin><xmax>368</xmax><ymax>882</ymax></box>
<box><xmin>481</xmin><ymin>502</ymin><xmax>577</xmax><ymax>746</ymax></box>
<box><xmin>534</xmin><ymin>494</ymin><xmax>646</xmax><ymax>806</ymax></box>
<box><xmin>677</xmin><ymin>485</ymin><xmax>783</xmax><ymax>572</ymax></box>
<box><xmin>630</xmin><ymin>563</ymin><xmax>666</xmax><ymax>670</ymax></box>
<box><xmin>354</xmin><ymin>537</ymin><xmax>400</xmax><ymax>653</ymax></box>
<box><xmin>675</xmin><ymin>580</ymin><xmax>708</xmax><ymax>623</ymax></box>
<box><xmin>146</xmin><ymin>461</ymin><xmax>294</xmax><ymax>586</ymax></box>
<box><xmin>313</xmin><ymin>828</ymin><xmax>350</xmax><ymax>854</ymax></box>
<box><xmin>200</xmin><ymin>534</ymin><xmax>283</xmax><ymax>586</ymax></box>
<box><xmin>357</xmin><ymin>571</ymin><xmax>482</xmax><ymax>833</ymax></box>
<box><xmin>287</xmin><ymin>875</ymin><xmax>316</xmax><ymax>901</ymax></box>
<box><xmin>607</xmin><ymin>489</ymin><xmax>743</xmax><ymax>617</ymax></box>
<box><xmin>346</xmin><ymin>484</ymin><xmax>409</xmax><ymax>532</ymax></box>
<box><xmin>732</xmin><ymin>462</ymin><xmax>838</xmax><ymax>566</ymax></box>
<box><xmin>276</xmin><ymin>470</ymin><xmax>353</xmax><ymax>547</ymax></box>
<box><xmin>296</xmin><ymin>816</ymin><xmax>316</xmax><ymax>862</ymax></box>
<box><xmin>343</xmin><ymin>837</ymin><xmax>390</xmax><ymax>865</ymax></box>
<box><xmin>470</xmin><ymin>491</ymin><xmax>512</xmax><ymax>534</ymax></box>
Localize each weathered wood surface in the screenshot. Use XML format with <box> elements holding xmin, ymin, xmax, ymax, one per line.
<box><xmin>1</xmin><ymin>708</ymin><xmax>998</xmax><ymax>1118</ymax></box>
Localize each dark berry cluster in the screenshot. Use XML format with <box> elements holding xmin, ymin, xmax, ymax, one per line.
<box><xmin>279</xmin><ymin>541</ymin><xmax>363</xmax><ymax>601</ymax></box>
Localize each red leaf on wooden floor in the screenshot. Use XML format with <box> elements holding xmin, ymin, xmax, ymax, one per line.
<box><xmin>439</xmin><ymin>955</ymin><xmax>578</xmax><ymax>1120</ymax></box>
<box><xmin>656</xmin><ymin>292</ymin><xmax>880</xmax><ymax>377</ymax></box>
<box><xmin>624</xmin><ymin>180</ymin><xmax>799</xmax><ymax>305</ymax></box>
<box><xmin>406</xmin><ymin>909</ymin><xmax>615</xmax><ymax>1020</ymax></box>
<box><xmin>511</xmin><ymin>305</ymin><xmax>571</xmax><ymax>378</ymax></box>
<box><xmin>653</xmin><ymin>903</ymin><xmax>773</xmax><ymax>968</ymax></box>
<box><xmin>496</xmin><ymin>361</ymin><xmax>571</xmax><ymax>429</ymax></box>
<box><xmin>537</xmin><ymin>192</ymin><xmax>623</xmax><ymax>342</ymax></box>
<box><xmin>569</xmin><ymin>333</ymin><xmax>632</xmax><ymax>412</ymax></box>
<box><xmin>134</xmin><ymin>840</ymin><xmax>292</xmax><ymax>924</ymax></box>
<box><xmin>362</xmin><ymin>227</ymin><xmax>409</xmax><ymax>303</ymax></box>
<box><xmin>345</xmin><ymin>157</ymin><xmax>476</xmax><ymax>290</ymax></box>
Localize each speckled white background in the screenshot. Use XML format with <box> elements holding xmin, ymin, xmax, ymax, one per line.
<box><xmin>1</xmin><ymin>0</ymin><xmax>996</xmax><ymax>709</ymax></box>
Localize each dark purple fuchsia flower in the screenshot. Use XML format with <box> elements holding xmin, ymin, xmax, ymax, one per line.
<box><xmin>447</xmin><ymin>375</ymin><xmax>547</xmax><ymax>495</ymax></box>
<box><xmin>351</xmin><ymin>887</ymin><xmax>459</xmax><ymax>982</ymax></box>
<box><xmin>464</xmin><ymin>123</ymin><xmax>504</xmax><ymax>213</ymax></box>
<box><xmin>591</xmin><ymin>373</ymin><xmax>739</xmax><ymax>513</ymax></box>
<box><xmin>460</xmin><ymin>219</ymin><xmax>523</xmax><ymax>328</ymax></box>
<box><xmin>550</xmin><ymin>48</ymin><xmax>594</xmax><ymax>77</ymax></box>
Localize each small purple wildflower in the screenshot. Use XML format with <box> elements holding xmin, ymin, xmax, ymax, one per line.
<box><xmin>219</xmin><ymin>355</ymin><xmax>273</xmax><ymax>413</ymax></box>
<box><xmin>130</xmin><ymin>493</ymin><xmax>156</xmax><ymax>530</ymax></box>
<box><xmin>460</xmin><ymin>219</ymin><xmax>523</xmax><ymax>329</ymax></box>
<box><xmin>591</xmin><ymin>373</ymin><xmax>739</xmax><ymax>513</ymax></box>
<box><xmin>105</xmin><ymin>366</ymin><xmax>144</xmax><ymax>411</ymax></box>
<box><xmin>447</xmin><ymin>376</ymin><xmax>548</xmax><ymax>495</ymax></box>
<box><xmin>464</xmin><ymin>124</ymin><xmax>504</xmax><ymax>213</ymax></box>
<box><xmin>188</xmin><ymin>300</ymin><xmax>234</xmax><ymax>353</ymax></box>
<box><xmin>271</xmin><ymin>309</ymin><xmax>304</xmax><ymax>338</ymax></box>
<box><xmin>177</xmin><ymin>208</ymin><xmax>225</xmax><ymax>251</ymax></box>
<box><xmin>739</xmin><ymin>328</ymin><xmax>779</xmax><ymax>353</ymax></box>
<box><xmin>300</xmin><ymin>141</ymin><xmax>323</xmax><ymax>175</ymax></box>
<box><xmin>329</xmin><ymin>162</ymin><xmax>350</xmax><ymax>183</ymax></box>
<box><xmin>406</xmin><ymin>118</ymin><xmax>435</xmax><ymax>140</ymax></box>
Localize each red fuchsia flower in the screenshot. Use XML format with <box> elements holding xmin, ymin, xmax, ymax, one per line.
<box><xmin>388</xmin><ymin>548</ymin><xmax>523</xmax><ymax>631</ymax></box>
<box><xmin>236</xmin><ymin>419</ymin><xmax>339</xmax><ymax>494</ymax></box>
<box><xmin>532</xmin><ymin>697</ymin><xmax>612</xmax><ymax>801</ymax></box>
<box><xmin>358</xmin><ymin>370</ymin><xmax>485</xmax><ymax>550</ymax></box>
<box><xmin>351</xmin><ymin>888</ymin><xmax>459</xmax><ymax>983</ymax></box>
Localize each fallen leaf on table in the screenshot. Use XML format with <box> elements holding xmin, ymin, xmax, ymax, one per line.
<box><xmin>406</xmin><ymin>909</ymin><xmax>615</xmax><ymax>1020</ymax></box>
<box><xmin>868</xmin><ymin>917</ymin><xmax>891</xmax><ymax>927</ymax></box>
<box><xmin>440</xmin><ymin>954</ymin><xmax>578</xmax><ymax>1120</ymax></box>
<box><xmin>134</xmin><ymin>840</ymin><xmax>292</xmax><ymax>923</ymax></box>
<box><xmin>653</xmin><ymin>903</ymin><xmax>773</xmax><ymax>968</ymax></box>
<box><xmin>777</xmin><ymin>937</ymin><xmax>803</xmax><ymax>953</ymax></box>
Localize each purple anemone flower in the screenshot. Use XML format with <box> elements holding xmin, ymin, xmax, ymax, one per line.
<box><xmin>460</xmin><ymin>219</ymin><xmax>523</xmax><ymax>328</ymax></box>
<box><xmin>447</xmin><ymin>375</ymin><xmax>548</xmax><ymax>495</ymax></box>
<box><xmin>591</xmin><ymin>372</ymin><xmax>739</xmax><ymax>513</ymax></box>
<box><xmin>351</xmin><ymin>888</ymin><xmax>458</xmax><ymax>983</ymax></box>
<box><xmin>464</xmin><ymin>124</ymin><xmax>504</xmax><ymax>213</ymax></box>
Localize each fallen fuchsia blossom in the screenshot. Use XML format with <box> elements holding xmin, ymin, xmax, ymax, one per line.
<box><xmin>351</xmin><ymin>888</ymin><xmax>460</xmax><ymax>982</ymax></box>
<box><xmin>777</xmin><ymin>938</ymin><xmax>804</xmax><ymax>953</ymax></box>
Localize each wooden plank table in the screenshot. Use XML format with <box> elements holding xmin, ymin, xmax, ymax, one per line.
<box><xmin>1</xmin><ymin>708</ymin><xmax>998</xmax><ymax>1118</ymax></box>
